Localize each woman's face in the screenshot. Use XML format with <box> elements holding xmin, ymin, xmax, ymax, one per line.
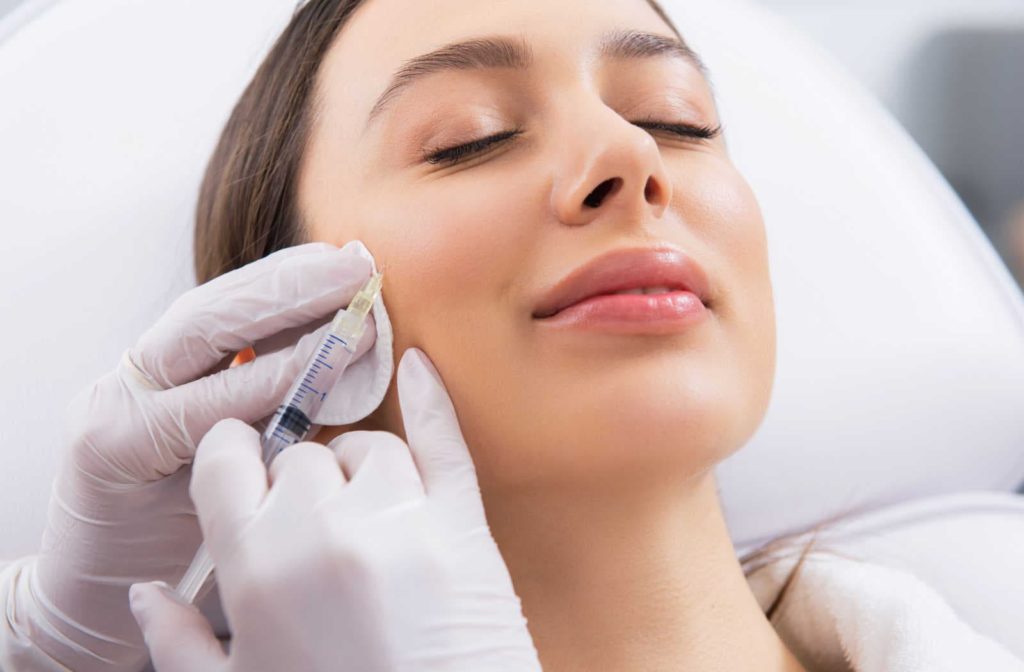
<box><xmin>302</xmin><ymin>0</ymin><xmax>776</xmax><ymax>495</ymax></box>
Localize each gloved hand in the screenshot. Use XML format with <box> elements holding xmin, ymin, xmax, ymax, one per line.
<box><xmin>0</xmin><ymin>242</ymin><xmax>376</xmax><ymax>672</ymax></box>
<box><xmin>128</xmin><ymin>348</ymin><xmax>543</xmax><ymax>672</ymax></box>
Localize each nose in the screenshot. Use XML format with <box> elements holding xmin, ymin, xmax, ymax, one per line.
<box><xmin>550</xmin><ymin>101</ymin><xmax>673</xmax><ymax>227</ymax></box>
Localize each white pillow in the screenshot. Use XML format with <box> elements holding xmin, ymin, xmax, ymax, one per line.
<box><xmin>663</xmin><ymin>0</ymin><xmax>1024</xmax><ymax>551</ymax></box>
<box><xmin>0</xmin><ymin>0</ymin><xmax>1022</xmax><ymax>561</ymax></box>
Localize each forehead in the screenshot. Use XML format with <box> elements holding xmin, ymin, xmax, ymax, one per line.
<box><xmin>318</xmin><ymin>0</ymin><xmax>678</xmax><ymax>130</ymax></box>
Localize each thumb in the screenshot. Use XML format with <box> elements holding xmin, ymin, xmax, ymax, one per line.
<box><xmin>129</xmin><ymin>581</ymin><xmax>227</xmax><ymax>671</ymax></box>
<box><xmin>397</xmin><ymin>348</ymin><xmax>485</xmax><ymax>523</ymax></box>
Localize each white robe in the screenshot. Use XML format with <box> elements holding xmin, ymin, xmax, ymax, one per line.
<box><xmin>747</xmin><ymin>553</ymin><xmax>1024</xmax><ymax>671</ymax></box>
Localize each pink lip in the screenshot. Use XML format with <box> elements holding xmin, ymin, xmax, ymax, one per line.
<box><xmin>532</xmin><ymin>246</ymin><xmax>712</xmax><ymax>333</ymax></box>
<box><xmin>537</xmin><ymin>290</ymin><xmax>707</xmax><ymax>333</ymax></box>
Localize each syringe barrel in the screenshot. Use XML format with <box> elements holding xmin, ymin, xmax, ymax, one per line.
<box><xmin>260</xmin><ymin>405</ymin><xmax>312</xmax><ymax>464</ymax></box>
<box><xmin>260</xmin><ymin>330</ymin><xmax>358</xmax><ymax>464</ymax></box>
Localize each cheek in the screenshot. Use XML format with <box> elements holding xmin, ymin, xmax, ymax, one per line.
<box><xmin>687</xmin><ymin>163</ymin><xmax>777</xmax><ymax>426</ymax></box>
<box><xmin>326</xmin><ymin>176</ymin><xmax>539</xmax><ymax>437</ymax></box>
<box><xmin>686</xmin><ymin>160</ymin><xmax>768</xmax><ymax>257</ymax></box>
<box><xmin>344</xmin><ymin>181</ymin><xmax>528</xmax><ymax>346</ymax></box>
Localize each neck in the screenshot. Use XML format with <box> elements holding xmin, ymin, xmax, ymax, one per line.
<box><xmin>483</xmin><ymin>472</ymin><xmax>806</xmax><ymax>672</ymax></box>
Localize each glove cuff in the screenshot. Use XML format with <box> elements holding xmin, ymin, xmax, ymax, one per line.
<box><xmin>0</xmin><ymin>556</ymin><xmax>150</xmax><ymax>672</ymax></box>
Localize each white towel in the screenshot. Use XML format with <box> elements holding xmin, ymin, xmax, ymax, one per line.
<box><xmin>747</xmin><ymin>553</ymin><xmax>1024</xmax><ymax>671</ymax></box>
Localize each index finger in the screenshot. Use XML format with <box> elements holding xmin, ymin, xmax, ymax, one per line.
<box><xmin>133</xmin><ymin>241</ymin><xmax>372</xmax><ymax>388</ymax></box>
<box><xmin>189</xmin><ymin>418</ymin><xmax>268</xmax><ymax>564</ymax></box>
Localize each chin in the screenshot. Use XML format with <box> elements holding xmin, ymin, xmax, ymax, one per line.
<box><xmin>521</xmin><ymin>383</ymin><xmax>751</xmax><ymax>490</ymax></box>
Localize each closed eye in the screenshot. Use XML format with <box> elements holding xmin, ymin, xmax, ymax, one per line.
<box><xmin>425</xmin><ymin>129</ymin><xmax>525</xmax><ymax>166</ymax></box>
<box><xmin>632</xmin><ymin>120</ymin><xmax>723</xmax><ymax>141</ymax></box>
<box><xmin>423</xmin><ymin>120</ymin><xmax>722</xmax><ymax>166</ymax></box>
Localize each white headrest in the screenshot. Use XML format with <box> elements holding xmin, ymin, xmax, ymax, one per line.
<box><xmin>1</xmin><ymin>0</ymin><xmax>1022</xmax><ymax>558</ymax></box>
<box><xmin>665</xmin><ymin>0</ymin><xmax>1024</xmax><ymax>551</ymax></box>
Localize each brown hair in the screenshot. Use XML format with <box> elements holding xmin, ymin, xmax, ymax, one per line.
<box><xmin>192</xmin><ymin>0</ymin><xmax>819</xmax><ymax>623</ymax></box>
<box><xmin>193</xmin><ymin>0</ymin><xmax>690</xmax><ymax>284</ymax></box>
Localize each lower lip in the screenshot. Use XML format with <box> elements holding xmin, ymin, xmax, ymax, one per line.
<box><xmin>535</xmin><ymin>291</ymin><xmax>708</xmax><ymax>333</ymax></box>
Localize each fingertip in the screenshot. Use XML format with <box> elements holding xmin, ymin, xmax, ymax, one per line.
<box><xmin>331</xmin><ymin>240</ymin><xmax>373</xmax><ymax>272</ymax></box>
<box><xmin>198</xmin><ymin>418</ymin><xmax>259</xmax><ymax>457</ymax></box>
<box><xmin>129</xmin><ymin>581</ymin><xmax>173</xmax><ymax>631</ymax></box>
<box><xmin>128</xmin><ymin>582</ymin><xmax>147</xmax><ymax>615</ymax></box>
<box><xmin>214</xmin><ymin>417</ymin><xmax>258</xmax><ymax>438</ymax></box>
<box><xmin>398</xmin><ymin>347</ymin><xmax>435</xmax><ymax>382</ymax></box>
<box><xmin>276</xmin><ymin>241</ymin><xmax>337</xmax><ymax>256</ymax></box>
<box><xmin>337</xmin><ymin>239</ymin><xmax>373</xmax><ymax>262</ymax></box>
<box><xmin>330</xmin><ymin>430</ymin><xmax>426</xmax><ymax>501</ymax></box>
<box><xmin>193</xmin><ymin>418</ymin><xmax>262</xmax><ymax>477</ymax></box>
<box><xmin>325</xmin><ymin>429</ymin><xmax>370</xmax><ymax>452</ymax></box>
<box><xmin>266</xmin><ymin>440</ymin><xmax>338</xmax><ymax>485</ymax></box>
<box><xmin>397</xmin><ymin>348</ymin><xmax>447</xmax><ymax>407</ymax></box>
<box><xmin>130</xmin><ymin>580</ymin><xmax>181</xmax><ymax>611</ymax></box>
<box><xmin>399</xmin><ymin>346</ymin><xmax>423</xmax><ymax>372</ymax></box>
<box><xmin>130</xmin><ymin>581</ymin><xmax>226</xmax><ymax>669</ymax></box>
<box><xmin>326</xmin><ymin>430</ymin><xmax>377</xmax><ymax>479</ymax></box>
<box><xmin>396</xmin><ymin>348</ymin><xmax>478</xmax><ymax>504</ymax></box>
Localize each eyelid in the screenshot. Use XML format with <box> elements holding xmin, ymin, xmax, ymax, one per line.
<box><xmin>423</xmin><ymin>119</ymin><xmax>721</xmax><ymax>167</ymax></box>
<box><xmin>424</xmin><ymin>128</ymin><xmax>524</xmax><ymax>165</ymax></box>
<box><xmin>633</xmin><ymin>119</ymin><xmax>723</xmax><ymax>138</ymax></box>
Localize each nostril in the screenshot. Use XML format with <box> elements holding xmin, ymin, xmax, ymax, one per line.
<box><xmin>583</xmin><ymin>178</ymin><xmax>621</xmax><ymax>208</ymax></box>
<box><xmin>644</xmin><ymin>175</ymin><xmax>660</xmax><ymax>203</ymax></box>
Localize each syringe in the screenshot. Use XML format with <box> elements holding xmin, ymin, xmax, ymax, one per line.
<box><xmin>174</xmin><ymin>271</ymin><xmax>383</xmax><ymax>604</ymax></box>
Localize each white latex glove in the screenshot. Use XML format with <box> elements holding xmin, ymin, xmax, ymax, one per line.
<box><xmin>128</xmin><ymin>348</ymin><xmax>543</xmax><ymax>672</ymax></box>
<box><xmin>0</xmin><ymin>243</ymin><xmax>376</xmax><ymax>672</ymax></box>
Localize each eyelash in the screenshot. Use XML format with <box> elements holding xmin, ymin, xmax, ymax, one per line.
<box><xmin>424</xmin><ymin>121</ymin><xmax>723</xmax><ymax>166</ymax></box>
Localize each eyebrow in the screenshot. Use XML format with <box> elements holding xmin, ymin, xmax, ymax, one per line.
<box><xmin>364</xmin><ymin>29</ymin><xmax>707</xmax><ymax>131</ymax></box>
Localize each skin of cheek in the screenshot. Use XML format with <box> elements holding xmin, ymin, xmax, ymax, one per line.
<box><xmin>307</xmin><ymin>167</ymin><xmax>541</xmax><ymax>480</ymax></box>
<box><xmin>689</xmin><ymin>155</ymin><xmax>777</xmax><ymax>440</ymax></box>
<box><xmin>309</xmin><ymin>151</ymin><xmax>775</xmax><ymax>498</ymax></box>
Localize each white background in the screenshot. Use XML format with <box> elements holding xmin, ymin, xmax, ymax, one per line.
<box><xmin>0</xmin><ymin>0</ymin><xmax>21</xmax><ymax>18</ymax></box>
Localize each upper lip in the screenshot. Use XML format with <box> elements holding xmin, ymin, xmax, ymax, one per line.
<box><xmin>532</xmin><ymin>246</ymin><xmax>712</xmax><ymax>319</ymax></box>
